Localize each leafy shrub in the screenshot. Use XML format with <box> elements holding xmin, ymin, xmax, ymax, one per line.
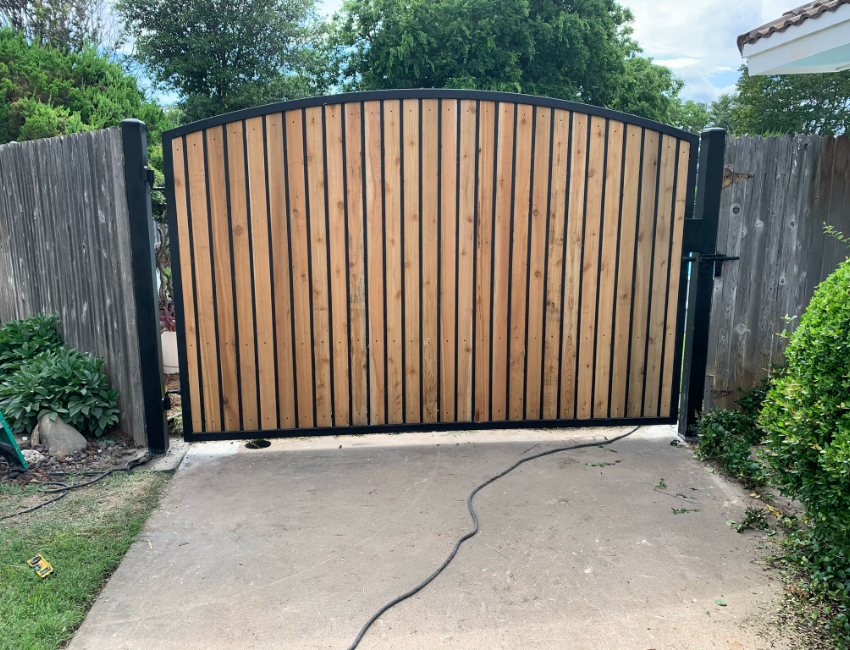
<box><xmin>0</xmin><ymin>312</ymin><xmax>63</xmax><ymax>377</ymax></box>
<box><xmin>695</xmin><ymin>408</ymin><xmax>766</xmax><ymax>487</ymax></box>
<box><xmin>0</xmin><ymin>347</ymin><xmax>119</xmax><ymax>438</ymax></box>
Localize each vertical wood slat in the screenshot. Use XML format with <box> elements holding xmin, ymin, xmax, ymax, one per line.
<box><xmin>490</xmin><ymin>102</ymin><xmax>516</xmax><ymax>421</ymax></box>
<box><xmin>402</xmin><ymin>99</ymin><xmax>421</xmax><ymax>423</ymax></box>
<box><xmin>383</xmin><ymin>101</ymin><xmax>404</xmax><ymax>424</ymax></box>
<box><xmin>167</xmin><ymin>98</ymin><xmax>700</xmax><ymax>435</ymax></box>
<box><xmin>474</xmin><ymin>101</ymin><xmax>497</xmax><ymax>421</ymax></box>
<box><xmin>456</xmin><ymin>100</ymin><xmax>477</xmax><ymax>421</ymax></box>
<box><xmin>264</xmin><ymin>115</ymin><xmax>297</xmax><ymax>428</ymax></box>
<box><xmin>524</xmin><ymin>107</ymin><xmax>552</xmax><ymax>420</ymax></box>
<box><xmin>284</xmin><ymin>110</ymin><xmax>315</xmax><ymax>428</ymax></box>
<box><xmin>420</xmin><ymin>100</ymin><xmax>440</xmax><ymax>423</ymax></box>
<box><xmin>627</xmin><ymin>130</ymin><xmax>660</xmax><ymax>418</ymax></box>
<box><xmin>508</xmin><ymin>104</ymin><xmax>534</xmax><ymax>420</ymax></box>
<box><xmin>364</xmin><ymin>101</ymin><xmax>386</xmax><ymax>424</ymax></box>
<box><xmin>324</xmin><ymin>104</ymin><xmax>351</xmax><ymax>427</ymax></box>
<box><xmin>185</xmin><ymin>132</ymin><xmax>222</xmax><ymax>432</ymax></box>
<box><xmin>440</xmin><ymin>99</ymin><xmax>458</xmax><ymax>422</ymax></box>
<box><xmin>345</xmin><ymin>104</ymin><xmax>369</xmax><ymax>426</ymax></box>
<box><xmin>245</xmin><ymin>117</ymin><xmax>277</xmax><ymax>430</ymax></box>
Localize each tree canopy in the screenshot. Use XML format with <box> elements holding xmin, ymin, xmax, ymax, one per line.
<box><xmin>118</xmin><ymin>0</ymin><xmax>329</xmax><ymax>123</ymax></box>
<box><xmin>329</xmin><ymin>0</ymin><xmax>682</xmax><ymax>123</ymax></box>
<box><xmin>0</xmin><ymin>27</ymin><xmax>164</xmax><ymax>144</ymax></box>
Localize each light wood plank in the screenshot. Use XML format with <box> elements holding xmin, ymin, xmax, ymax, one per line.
<box><xmin>524</xmin><ymin>106</ymin><xmax>551</xmax><ymax>420</ymax></box>
<box><xmin>226</xmin><ymin>121</ymin><xmax>259</xmax><ymax>430</ymax></box>
<box><xmin>344</xmin><ymin>103</ymin><xmax>369</xmax><ymax>426</ymax></box>
<box><xmin>420</xmin><ymin>99</ymin><xmax>440</xmax><ymax>423</ymax></box>
<box><xmin>171</xmin><ymin>138</ymin><xmax>202</xmax><ymax>432</ymax></box>
<box><xmin>490</xmin><ymin>103</ymin><xmax>515</xmax><ymax>421</ymax></box>
<box><xmin>456</xmin><ymin>99</ymin><xmax>477</xmax><ymax>421</ymax></box>
<box><xmin>304</xmin><ymin>106</ymin><xmax>333</xmax><ymax>427</ymax></box>
<box><xmin>383</xmin><ymin>100</ymin><xmax>404</xmax><ymax>424</ymax></box>
<box><xmin>205</xmin><ymin>126</ymin><xmax>241</xmax><ymax>430</ymax></box>
<box><xmin>592</xmin><ymin>121</ymin><xmax>624</xmax><ymax>418</ymax></box>
<box><xmin>559</xmin><ymin>112</ymin><xmax>588</xmax><ymax>419</ymax></box>
<box><xmin>542</xmin><ymin>110</ymin><xmax>570</xmax><ymax>419</ymax></box>
<box><xmin>403</xmin><ymin>99</ymin><xmax>421</xmax><ymax>423</ymax></box>
<box><xmin>508</xmin><ymin>104</ymin><xmax>534</xmax><ymax>421</ymax></box>
<box><xmin>284</xmin><ymin>110</ymin><xmax>315</xmax><ymax>428</ymax></box>
<box><xmin>364</xmin><ymin>101</ymin><xmax>386</xmax><ymax>424</ymax></box>
<box><xmin>245</xmin><ymin>117</ymin><xmax>277</xmax><ymax>430</ymax></box>
<box><xmin>660</xmin><ymin>141</ymin><xmax>690</xmax><ymax>415</ymax></box>
<box><xmin>474</xmin><ymin>101</ymin><xmax>497</xmax><ymax>421</ymax></box>
<box><xmin>627</xmin><ymin>130</ymin><xmax>660</xmax><ymax>417</ymax></box>
<box><xmin>325</xmin><ymin>104</ymin><xmax>351</xmax><ymax>426</ymax></box>
<box><xmin>264</xmin><ymin>114</ymin><xmax>297</xmax><ymax>428</ymax></box>
<box><xmin>643</xmin><ymin>134</ymin><xmax>678</xmax><ymax>416</ymax></box>
<box><xmin>440</xmin><ymin>99</ymin><xmax>458</xmax><ymax>422</ymax></box>
<box><xmin>610</xmin><ymin>125</ymin><xmax>643</xmax><ymax>418</ymax></box>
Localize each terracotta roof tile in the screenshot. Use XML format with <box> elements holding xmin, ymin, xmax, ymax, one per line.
<box><xmin>737</xmin><ymin>0</ymin><xmax>850</xmax><ymax>54</ymax></box>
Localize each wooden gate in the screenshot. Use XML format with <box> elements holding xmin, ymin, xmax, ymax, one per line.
<box><xmin>163</xmin><ymin>90</ymin><xmax>700</xmax><ymax>440</ymax></box>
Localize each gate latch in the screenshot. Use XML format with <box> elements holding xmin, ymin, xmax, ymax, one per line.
<box><xmin>683</xmin><ymin>253</ymin><xmax>740</xmax><ymax>278</ymax></box>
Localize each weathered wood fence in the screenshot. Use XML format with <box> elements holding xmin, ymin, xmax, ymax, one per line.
<box><xmin>0</xmin><ymin>125</ymin><xmax>165</xmax><ymax>447</ymax></box>
<box><xmin>706</xmin><ymin>134</ymin><xmax>850</xmax><ymax>410</ymax></box>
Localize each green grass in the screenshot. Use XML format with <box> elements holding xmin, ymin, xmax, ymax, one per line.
<box><xmin>0</xmin><ymin>472</ymin><xmax>168</xmax><ymax>650</ymax></box>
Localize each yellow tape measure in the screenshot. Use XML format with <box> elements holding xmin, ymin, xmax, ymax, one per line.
<box><xmin>28</xmin><ymin>555</ymin><xmax>54</xmax><ymax>578</ymax></box>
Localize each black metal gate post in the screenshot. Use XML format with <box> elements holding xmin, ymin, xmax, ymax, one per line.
<box><xmin>679</xmin><ymin>127</ymin><xmax>727</xmax><ymax>437</ymax></box>
<box><xmin>122</xmin><ymin>119</ymin><xmax>169</xmax><ymax>453</ymax></box>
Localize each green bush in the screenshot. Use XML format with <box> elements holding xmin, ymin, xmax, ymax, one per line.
<box><xmin>695</xmin><ymin>408</ymin><xmax>766</xmax><ymax>487</ymax></box>
<box><xmin>0</xmin><ymin>347</ymin><xmax>119</xmax><ymax>439</ymax></box>
<box><xmin>760</xmin><ymin>258</ymin><xmax>850</xmax><ymax>640</ymax></box>
<box><xmin>0</xmin><ymin>312</ymin><xmax>63</xmax><ymax>377</ymax></box>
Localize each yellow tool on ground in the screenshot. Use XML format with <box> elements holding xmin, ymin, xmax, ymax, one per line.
<box><xmin>28</xmin><ymin>555</ymin><xmax>54</xmax><ymax>578</ymax></box>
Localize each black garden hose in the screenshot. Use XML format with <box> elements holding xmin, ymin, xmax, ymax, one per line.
<box><xmin>346</xmin><ymin>425</ymin><xmax>642</xmax><ymax>650</ymax></box>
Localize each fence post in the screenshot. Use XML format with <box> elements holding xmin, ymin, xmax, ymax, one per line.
<box><xmin>121</xmin><ymin>119</ymin><xmax>169</xmax><ymax>453</ymax></box>
<box><xmin>679</xmin><ymin>127</ymin><xmax>726</xmax><ymax>437</ymax></box>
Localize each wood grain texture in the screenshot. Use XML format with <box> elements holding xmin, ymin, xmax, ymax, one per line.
<box><xmin>542</xmin><ymin>110</ymin><xmax>571</xmax><ymax>419</ymax></box>
<box><xmin>324</xmin><ymin>104</ymin><xmax>351</xmax><ymax>426</ymax></box>
<box><xmin>474</xmin><ymin>101</ymin><xmax>496</xmax><ymax>421</ymax></box>
<box><xmin>456</xmin><ymin>100</ymin><xmax>477</xmax><ymax>421</ymax></box>
<box><xmin>420</xmin><ymin>100</ymin><xmax>440</xmax><ymax>423</ymax></box>
<box><xmin>344</xmin><ymin>103</ymin><xmax>369</xmax><ymax>426</ymax></box>
<box><xmin>383</xmin><ymin>100</ymin><xmax>404</xmax><ymax>424</ymax></box>
<box><xmin>402</xmin><ymin>99</ymin><xmax>421</xmax><ymax>423</ymax></box>
<box><xmin>440</xmin><ymin>99</ymin><xmax>458</xmax><ymax>422</ymax></box>
<box><xmin>264</xmin><ymin>114</ymin><xmax>297</xmax><ymax>428</ymax></box>
<box><xmin>490</xmin><ymin>102</ymin><xmax>516</xmax><ymax>421</ymax></box>
<box><xmin>284</xmin><ymin>110</ymin><xmax>316</xmax><ymax>428</ymax></box>
<box><xmin>185</xmin><ymin>131</ymin><xmax>221</xmax><ymax>432</ymax></box>
<box><xmin>245</xmin><ymin>117</ymin><xmax>277</xmax><ymax>430</ymax></box>
<box><xmin>524</xmin><ymin>106</ymin><xmax>552</xmax><ymax>420</ymax></box>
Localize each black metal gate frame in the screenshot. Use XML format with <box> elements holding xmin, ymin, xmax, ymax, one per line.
<box><xmin>158</xmin><ymin>89</ymin><xmax>724</xmax><ymax>445</ymax></box>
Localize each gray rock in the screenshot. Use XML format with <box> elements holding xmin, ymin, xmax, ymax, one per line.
<box><xmin>38</xmin><ymin>414</ymin><xmax>87</xmax><ymax>459</ymax></box>
<box><xmin>22</xmin><ymin>449</ymin><xmax>45</xmax><ymax>468</ymax></box>
<box><xmin>30</xmin><ymin>424</ymin><xmax>40</xmax><ymax>447</ymax></box>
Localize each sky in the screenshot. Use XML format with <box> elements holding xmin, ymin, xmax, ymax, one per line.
<box><xmin>316</xmin><ymin>0</ymin><xmax>795</xmax><ymax>103</ymax></box>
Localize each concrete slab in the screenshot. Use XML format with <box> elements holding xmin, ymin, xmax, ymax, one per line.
<box><xmin>69</xmin><ymin>426</ymin><xmax>786</xmax><ymax>650</ymax></box>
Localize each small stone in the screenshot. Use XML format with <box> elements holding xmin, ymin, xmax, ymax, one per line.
<box><xmin>22</xmin><ymin>449</ymin><xmax>46</xmax><ymax>468</ymax></box>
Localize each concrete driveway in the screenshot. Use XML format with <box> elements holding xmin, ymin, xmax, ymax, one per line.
<box><xmin>69</xmin><ymin>426</ymin><xmax>786</xmax><ymax>650</ymax></box>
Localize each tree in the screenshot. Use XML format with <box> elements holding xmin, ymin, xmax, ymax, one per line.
<box><xmin>329</xmin><ymin>0</ymin><xmax>681</xmax><ymax>122</ymax></box>
<box><xmin>118</xmin><ymin>0</ymin><xmax>327</xmax><ymax>123</ymax></box>
<box><xmin>735</xmin><ymin>65</ymin><xmax>850</xmax><ymax>136</ymax></box>
<box><xmin>0</xmin><ymin>0</ymin><xmax>118</xmax><ymax>50</ymax></box>
<box><xmin>0</xmin><ymin>27</ymin><xmax>165</xmax><ymax>144</ymax></box>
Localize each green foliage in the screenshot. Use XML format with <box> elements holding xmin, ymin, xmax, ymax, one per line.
<box><xmin>695</xmin><ymin>408</ymin><xmax>767</xmax><ymax>488</ymax></box>
<box><xmin>329</xmin><ymin>0</ymin><xmax>682</xmax><ymax>123</ymax></box>
<box><xmin>0</xmin><ymin>312</ymin><xmax>63</xmax><ymax>377</ymax></box>
<box><xmin>0</xmin><ymin>0</ymin><xmax>117</xmax><ymax>51</ymax></box>
<box><xmin>735</xmin><ymin>65</ymin><xmax>850</xmax><ymax>136</ymax></box>
<box><xmin>0</xmin><ymin>27</ymin><xmax>166</xmax><ymax>145</ymax></box>
<box><xmin>0</xmin><ymin>314</ymin><xmax>119</xmax><ymax>438</ymax></box>
<box><xmin>118</xmin><ymin>0</ymin><xmax>327</xmax><ymax>123</ymax></box>
<box><xmin>671</xmin><ymin>93</ymin><xmax>739</xmax><ymax>135</ymax></box>
<box><xmin>760</xmin><ymin>259</ymin><xmax>850</xmax><ymax>637</ymax></box>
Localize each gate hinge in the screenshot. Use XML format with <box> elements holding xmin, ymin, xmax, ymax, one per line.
<box><xmin>144</xmin><ymin>166</ymin><xmax>156</xmax><ymax>188</ymax></box>
<box><xmin>722</xmin><ymin>166</ymin><xmax>753</xmax><ymax>189</ymax></box>
<box><xmin>683</xmin><ymin>253</ymin><xmax>740</xmax><ymax>278</ymax></box>
<box><xmin>162</xmin><ymin>393</ymin><xmax>172</xmax><ymax>412</ymax></box>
